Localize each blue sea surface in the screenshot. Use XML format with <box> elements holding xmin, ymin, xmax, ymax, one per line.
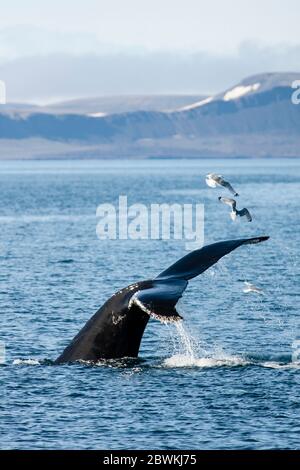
<box><xmin>0</xmin><ymin>158</ymin><xmax>299</xmax><ymax>449</ymax></box>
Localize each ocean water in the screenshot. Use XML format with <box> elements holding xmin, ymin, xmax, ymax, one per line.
<box><xmin>0</xmin><ymin>158</ymin><xmax>299</xmax><ymax>450</ymax></box>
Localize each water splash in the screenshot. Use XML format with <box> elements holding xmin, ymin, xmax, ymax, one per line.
<box><xmin>164</xmin><ymin>321</ymin><xmax>300</xmax><ymax>369</ymax></box>
<box><xmin>163</xmin><ymin>348</ymin><xmax>300</xmax><ymax>369</ymax></box>
<box><xmin>163</xmin><ymin>321</ymin><xmax>205</xmax><ymax>366</ymax></box>
<box><xmin>165</xmin><ymin>322</ymin><xmax>249</xmax><ymax>367</ymax></box>
<box><xmin>175</xmin><ymin>322</ymin><xmax>196</xmax><ymax>358</ymax></box>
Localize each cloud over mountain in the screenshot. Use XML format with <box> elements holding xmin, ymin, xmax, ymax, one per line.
<box><xmin>0</xmin><ymin>36</ymin><xmax>300</xmax><ymax>102</ymax></box>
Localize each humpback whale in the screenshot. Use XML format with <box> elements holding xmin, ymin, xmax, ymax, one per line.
<box><xmin>55</xmin><ymin>236</ymin><xmax>268</xmax><ymax>364</ymax></box>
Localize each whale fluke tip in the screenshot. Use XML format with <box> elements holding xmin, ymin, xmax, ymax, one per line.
<box><xmin>244</xmin><ymin>236</ymin><xmax>269</xmax><ymax>244</ymax></box>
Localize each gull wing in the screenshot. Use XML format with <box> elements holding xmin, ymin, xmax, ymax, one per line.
<box><xmin>239</xmin><ymin>208</ymin><xmax>252</xmax><ymax>222</ymax></box>
<box><xmin>219</xmin><ymin>197</ymin><xmax>236</xmax><ymax>210</ymax></box>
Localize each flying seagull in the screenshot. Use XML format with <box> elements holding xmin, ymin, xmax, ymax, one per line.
<box><xmin>243</xmin><ymin>281</ymin><xmax>264</xmax><ymax>294</ymax></box>
<box><xmin>218</xmin><ymin>197</ymin><xmax>252</xmax><ymax>222</ymax></box>
<box><xmin>206</xmin><ymin>173</ymin><xmax>239</xmax><ymax>196</ymax></box>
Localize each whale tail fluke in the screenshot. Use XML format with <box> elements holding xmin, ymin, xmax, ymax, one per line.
<box><xmin>56</xmin><ymin>236</ymin><xmax>269</xmax><ymax>362</ymax></box>
<box><xmin>243</xmin><ymin>236</ymin><xmax>269</xmax><ymax>244</ymax></box>
<box><xmin>129</xmin><ymin>279</ymin><xmax>187</xmax><ymax>322</ymax></box>
<box><xmin>130</xmin><ymin>236</ymin><xmax>269</xmax><ymax>322</ymax></box>
<box><xmin>156</xmin><ymin>236</ymin><xmax>269</xmax><ymax>282</ymax></box>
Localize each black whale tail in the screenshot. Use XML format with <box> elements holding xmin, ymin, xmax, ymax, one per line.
<box><xmin>156</xmin><ymin>236</ymin><xmax>269</xmax><ymax>282</ymax></box>
<box><xmin>130</xmin><ymin>236</ymin><xmax>269</xmax><ymax>322</ymax></box>
<box><xmin>129</xmin><ymin>278</ymin><xmax>187</xmax><ymax>323</ymax></box>
<box><xmin>54</xmin><ymin>236</ymin><xmax>269</xmax><ymax>363</ymax></box>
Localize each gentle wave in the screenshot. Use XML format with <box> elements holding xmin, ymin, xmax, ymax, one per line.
<box><xmin>11</xmin><ymin>356</ymin><xmax>300</xmax><ymax>370</ymax></box>
<box><xmin>160</xmin><ymin>189</ymin><xmax>206</xmax><ymax>196</ymax></box>
<box><xmin>0</xmin><ymin>214</ymin><xmax>95</xmax><ymax>224</ymax></box>
<box><xmin>260</xmin><ymin>361</ymin><xmax>300</xmax><ymax>369</ymax></box>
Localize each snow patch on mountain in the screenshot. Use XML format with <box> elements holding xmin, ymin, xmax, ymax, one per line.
<box><xmin>223</xmin><ymin>83</ymin><xmax>261</xmax><ymax>101</ymax></box>
<box><xmin>87</xmin><ymin>112</ymin><xmax>107</xmax><ymax>118</ymax></box>
<box><xmin>177</xmin><ymin>96</ymin><xmax>213</xmax><ymax>111</ymax></box>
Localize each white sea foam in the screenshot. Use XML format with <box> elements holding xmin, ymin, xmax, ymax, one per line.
<box><xmin>164</xmin><ymin>354</ymin><xmax>248</xmax><ymax>368</ymax></box>
<box><xmin>13</xmin><ymin>359</ymin><xmax>41</xmax><ymax>365</ymax></box>
<box><xmin>163</xmin><ymin>353</ymin><xmax>300</xmax><ymax>369</ymax></box>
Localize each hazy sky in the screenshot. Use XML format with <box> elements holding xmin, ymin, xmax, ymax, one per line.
<box><xmin>0</xmin><ymin>0</ymin><xmax>299</xmax><ymax>102</ymax></box>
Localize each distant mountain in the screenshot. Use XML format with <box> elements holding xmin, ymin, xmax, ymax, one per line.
<box><xmin>1</xmin><ymin>95</ymin><xmax>206</xmax><ymax>116</ymax></box>
<box><xmin>0</xmin><ymin>73</ymin><xmax>299</xmax><ymax>159</ymax></box>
